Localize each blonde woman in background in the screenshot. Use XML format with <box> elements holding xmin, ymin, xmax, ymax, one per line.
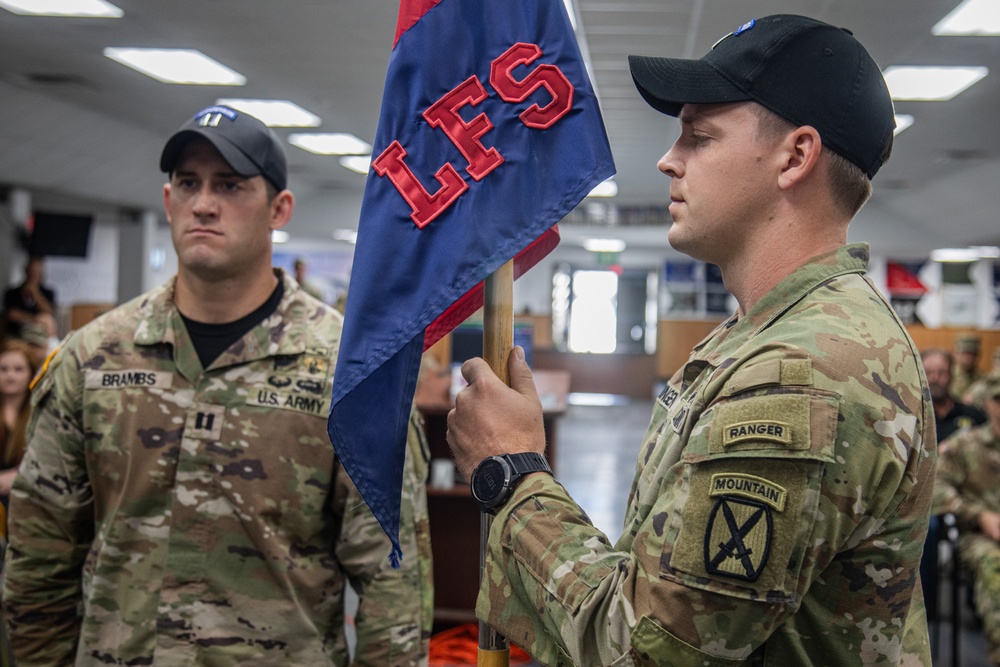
<box><xmin>0</xmin><ymin>339</ymin><xmax>37</xmax><ymax>505</ymax></box>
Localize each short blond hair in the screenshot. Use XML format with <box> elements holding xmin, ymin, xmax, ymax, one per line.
<box><xmin>750</xmin><ymin>104</ymin><xmax>873</xmax><ymax>218</ymax></box>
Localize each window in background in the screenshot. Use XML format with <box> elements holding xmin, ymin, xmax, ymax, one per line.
<box><xmin>553</xmin><ymin>267</ymin><xmax>658</xmax><ymax>355</ymax></box>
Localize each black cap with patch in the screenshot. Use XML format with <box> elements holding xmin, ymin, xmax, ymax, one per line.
<box><xmin>628</xmin><ymin>15</ymin><xmax>895</xmax><ymax>179</ymax></box>
<box><xmin>160</xmin><ymin>105</ymin><xmax>288</xmax><ymax>191</ymax></box>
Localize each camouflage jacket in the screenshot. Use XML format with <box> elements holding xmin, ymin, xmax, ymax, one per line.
<box><xmin>951</xmin><ymin>367</ymin><xmax>982</xmax><ymax>403</ymax></box>
<box><xmin>478</xmin><ymin>245</ymin><xmax>935</xmax><ymax>666</ymax></box>
<box><xmin>3</xmin><ymin>270</ymin><xmax>432</xmax><ymax>666</ymax></box>
<box><xmin>934</xmin><ymin>423</ymin><xmax>1000</xmax><ymax>533</ymax></box>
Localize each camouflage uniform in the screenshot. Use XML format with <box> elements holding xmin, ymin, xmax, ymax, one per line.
<box><xmin>2</xmin><ymin>270</ymin><xmax>432</xmax><ymax>666</ymax></box>
<box><xmin>478</xmin><ymin>245</ymin><xmax>934</xmax><ymax>666</ymax></box>
<box><xmin>965</xmin><ymin>351</ymin><xmax>1000</xmax><ymax>409</ymax></box>
<box><xmin>952</xmin><ymin>367</ymin><xmax>983</xmax><ymax>404</ymax></box>
<box><xmin>934</xmin><ymin>421</ymin><xmax>1000</xmax><ymax>664</ymax></box>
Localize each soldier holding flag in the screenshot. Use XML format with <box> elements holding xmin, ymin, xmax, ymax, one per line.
<box><xmin>447</xmin><ymin>15</ymin><xmax>934</xmax><ymax>666</ymax></box>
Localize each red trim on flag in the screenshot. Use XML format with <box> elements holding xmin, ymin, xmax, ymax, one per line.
<box><xmin>394</xmin><ymin>0</ymin><xmax>445</xmax><ymax>48</ymax></box>
<box><xmin>424</xmin><ymin>225</ymin><xmax>561</xmax><ymax>350</ymax></box>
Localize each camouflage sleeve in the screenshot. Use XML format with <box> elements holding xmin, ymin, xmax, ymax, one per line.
<box><xmin>336</xmin><ymin>405</ymin><xmax>432</xmax><ymax>667</ymax></box>
<box><xmin>933</xmin><ymin>435</ymin><xmax>985</xmax><ymax>530</ymax></box>
<box><xmin>2</xmin><ymin>340</ymin><xmax>95</xmax><ymax>664</ymax></box>
<box><xmin>477</xmin><ymin>347</ymin><xmax>928</xmax><ymax>666</ymax></box>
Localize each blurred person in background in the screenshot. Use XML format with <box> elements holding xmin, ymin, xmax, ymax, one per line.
<box><xmin>966</xmin><ymin>347</ymin><xmax>1000</xmax><ymax>410</ymax></box>
<box><xmin>0</xmin><ymin>340</ymin><xmax>37</xmax><ymax>506</ymax></box>
<box><xmin>2</xmin><ymin>257</ymin><xmax>56</xmax><ymax>341</ymax></box>
<box><xmin>919</xmin><ymin>347</ymin><xmax>985</xmax><ymax>624</ymax></box>
<box><xmin>953</xmin><ymin>333</ymin><xmax>983</xmax><ymax>401</ymax></box>
<box><xmin>935</xmin><ymin>373</ymin><xmax>1000</xmax><ymax>666</ymax></box>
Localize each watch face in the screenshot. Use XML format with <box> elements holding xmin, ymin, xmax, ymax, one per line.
<box><xmin>471</xmin><ymin>458</ymin><xmax>507</xmax><ymax>506</ymax></box>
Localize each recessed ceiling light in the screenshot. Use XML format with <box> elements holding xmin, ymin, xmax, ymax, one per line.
<box><xmin>333</xmin><ymin>229</ymin><xmax>358</xmax><ymax>244</ymax></box>
<box><xmin>289</xmin><ymin>133</ymin><xmax>371</xmax><ymax>155</ymax></box>
<box><xmin>583</xmin><ymin>238</ymin><xmax>626</xmax><ymax>253</ymax></box>
<box><xmin>271</xmin><ymin>230</ymin><xmax>290</xmax><ymax>244</ymax></box>
<box><xmin>587</xmin><ymin>179</ymin><xmax>618</xmax><ymax>198</ymax></box>
<box><xmin>894</xmin><ymin>114</ymin><xmax>915</xmax><ymax>135</ymax></box>
<box><xmin>930</xmin><ymin>246</ymin><xmax>1000</xmax><ymax>262</ymax></box>
<box><xmin>0</xmin><ymin>0</ymin><xmax>122</xmax><ymax>17</ymax></box>
<box><xmin>216</xmin><ymin>99</ymin><xmax>320</xmax><ymax>127</ymax></box>
<box><xmin>882</xmin><ymin>65</ymin><xmax>988</xmax><ymax>101</ymax></box>
<box><xmin>933</xmin><ymin>0</ymin><xmax>1000</xmax><ymax>36</ymax></box>
<box><xmin>104</xmin><ymin>48</ymin><xmax>245</xmax><ymax>85</ymax></box>
<box><xmin>339</xmin><ymin>155</ymin><xmax>372</xmax><ymax>174</ymax></box>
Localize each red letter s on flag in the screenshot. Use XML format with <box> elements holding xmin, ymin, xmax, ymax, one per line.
<box><xmin>490</xmin><ymin>42</ymin><xmax>574</xmax><ymax>129</ymax></box>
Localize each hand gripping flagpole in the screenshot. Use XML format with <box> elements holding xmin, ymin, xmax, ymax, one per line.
<box><xmin>479</xmin><ymin>258</ymin><xmax>514</xmax><ymax>667</ymax></box>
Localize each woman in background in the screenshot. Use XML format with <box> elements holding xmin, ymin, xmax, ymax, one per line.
<box><xmin>0</xmin><ymin>339</ymin><xmax>37</xmax><ymax>505</ymax></box>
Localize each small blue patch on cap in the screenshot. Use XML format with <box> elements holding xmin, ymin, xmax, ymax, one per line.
<box><xmin>734</xmin><ymin>19</ymin><xmax>756</xmax><ymax>36</ymax></box>
<box><xmin>194</xmin><ymin>105</ymin><xmax>239</xmax><ymax>122</ymax></box>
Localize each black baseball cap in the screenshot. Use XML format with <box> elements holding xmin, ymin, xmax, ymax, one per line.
<box><xmin>160</xmin><ymin>105</ymin><xmax>288</xmax><ymax>191</ymax></box>
<box><xmin>629</xmin><ymin>15</ymin><xmax>895</xmax><ymax>179</ymax></box>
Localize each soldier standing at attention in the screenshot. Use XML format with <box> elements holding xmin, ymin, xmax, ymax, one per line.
<box><xmin>446</xmin><ymin>15</ymin><xmax>934</xmax><ymax>666</ymax></box>
<box><xmin>3</xmin><ymin>105</ymin><xmax>432</xmax><ymax>666</ymax></box>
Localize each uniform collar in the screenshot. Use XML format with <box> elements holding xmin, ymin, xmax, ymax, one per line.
<box><xmin>134</xmin><ymin>268</ymin><xmax>314</xmax><ymax>363</ymax></box>
<box><xmin>694</xmin><ymin>244</ymin><xmax>870</xmax><ymax>358</ymax></box>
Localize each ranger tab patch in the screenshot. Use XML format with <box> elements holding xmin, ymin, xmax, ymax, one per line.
<box><xmin>705</xmin><ymin>497</ymin><xmax>772</xmax><ymax>582</ymax></box>
<box><xmin>723</xmin><ymin>420</ymin><xmax>791</xmax><ymax>446</ymax></box>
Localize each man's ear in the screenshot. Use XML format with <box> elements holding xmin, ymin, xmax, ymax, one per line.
<box><xmin>270</xmin><ymin>190</ymin><xmax>295</xmax><ymax>231</ymax></box>
<box><xmin>163</xmin><ymin>183</ymin><xmax>173</xmax><ymax>224</ymax></box>
<box><xmin>777</xmin><ymin>125</ymin><xmax>822</xmax><ymax>190</ymax></box>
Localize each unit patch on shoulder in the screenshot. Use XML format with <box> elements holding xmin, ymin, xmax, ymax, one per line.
<box><xmin>704</xmin><ymin>496</ymin><xmax>772</xmax><ymax>582</ymax></box>
<box><xmin>710</xmin><ymin>473</ymin><xmax>787</xmax><ymax>511</ymax></box>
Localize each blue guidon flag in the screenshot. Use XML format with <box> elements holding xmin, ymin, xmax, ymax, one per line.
<box><xmin>328</xmin><ymin>0</ymin><xmax>615</xmax><ymax>564</ymax></box>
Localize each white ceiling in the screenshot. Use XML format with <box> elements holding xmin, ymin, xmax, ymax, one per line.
<box><xmin>0</xmin><ymin>0</ymin><xmax>998</xmax><ymax>260</ymax></box>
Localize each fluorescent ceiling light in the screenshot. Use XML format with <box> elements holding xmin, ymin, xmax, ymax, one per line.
<box><xmin>933</xmin><ymin>0</ymin><xmax>1000</xmax><ymax>36</ymax></box>
<box><xmin>882</xmin><ymin>65</ymin><xmax>988</xmax><ymax>101</ymax></box>
<box><xmin>216</xmin><ymin>99</ymin><xmax>320</xmax><ymax>127</ymax></box>
<box><xmin>333</xmin><ymin>229</ymin><xmax>358</xmax><ymax>244</ymax></box>
<box><xmin>271</xmin><ymin>230</ymin><xmax>290</xmax><ymax>244</ymax></box>
<box><xmin>587</xmin><ymin>179</ymin><xmax>618</xmax><ymax>198</ymax></box>
<box><xmin>289</xmin><ymin>133</ymin><xmax>371</xmax><ymax>155</ymax></box>
<box><xmin>583</xmin><ymin>238</ymin><xmax>626</xmax><ymax>253</ymax></box>
<box><xmin>894</xmin><ymin>114</ymin><xmax>915</xmax><ymax>135</ymax></box>
<box><xmin>104</xmin><ymin>48</ymin><xmax>245</xmax><ymax>85</ymax></box>
<box><xmin>339</xmin><ymin>155</ymin><xmax>372</xmax><ymax>174</ymax></box>
<box><xmin>0</xmin><ymin>0</ymin><xmax>122</xmax><ymax>16</ymax></box>
<box><xmin>930</xmin><ymin>246</ymin><xmax>1000</xmax><ymax>262</ymax></box>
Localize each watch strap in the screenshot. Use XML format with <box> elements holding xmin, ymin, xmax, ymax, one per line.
<box><xmin>506</xmin><ymin>452</ymin><xmax>552</xmax><ymax>477</ymax></box>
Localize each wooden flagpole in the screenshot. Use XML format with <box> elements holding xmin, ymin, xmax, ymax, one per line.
<box><xmin>479</xmin><ymin>258</ymin><xmax>514</xmax><ymax>667</ymax></box>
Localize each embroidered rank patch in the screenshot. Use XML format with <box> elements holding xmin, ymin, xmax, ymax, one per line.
<box><xmin>704</xmin><ymin>497</ymin><xmax>771</xmax><ymax>582</ymax></box>
<box><xmin>185</xmin><ymin>404</ymin><xmax>225</xmax><ymax>440</ymax></box>
<box><xmin>723</xmin><ymin>420</ymin><xmax>791</xmax><ymax>447</ymax></box>
<box><xmin>710</xmin><ymin>473</ymin><xmax>787</xmax><ymax>511</ymax></box>
<box><xmin>85</xmin><ymin>369</ymin><xmax>174</xmax><ymax>390</ymax></box>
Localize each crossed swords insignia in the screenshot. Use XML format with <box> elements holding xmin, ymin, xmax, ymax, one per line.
<box><xmin>705</xmin><ymin>498</ymin><xmax>772</xmax><ymax>582</ymax></box>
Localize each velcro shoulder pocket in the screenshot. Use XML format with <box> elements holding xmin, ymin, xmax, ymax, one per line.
<box><xmin>668</xmin><ymin>390</ymin><xmax>839</xmax><ymax>602</ymax></box>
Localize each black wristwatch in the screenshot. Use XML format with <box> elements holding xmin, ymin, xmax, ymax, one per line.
<box><xmin>470</xmin><ymin>452</ymin><xmax>552</xmax><ymax>514</ymax></box>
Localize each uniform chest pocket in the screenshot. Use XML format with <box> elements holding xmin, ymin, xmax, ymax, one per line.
<box><xmin>665</xmin><ymin>390</ymin><xmax>838</xmax><ymax>602</ymax></box>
